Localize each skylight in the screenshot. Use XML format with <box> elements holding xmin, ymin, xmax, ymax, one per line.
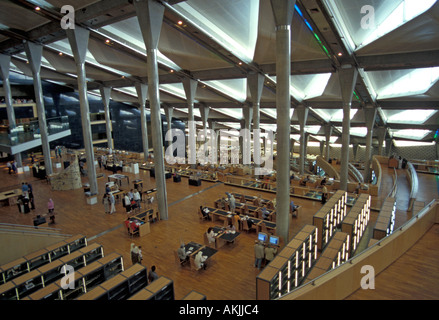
<box><xmin>383</xmin><ymin>109</ymin><xmax>437</xmax><ymax>124</ymax></box>
<box><xmin>323</xmin><ymin>0</ymin><xmax>437</xmax><ymax>52</ymax></box>
<box><xmin>365</xmin><ymin>67</ymin><xmax>439</xmax><ymax>99</ymax></box>
<box><xmin>335</xmin><ymin>126</ymin><xmax>367</xmax><ymax>137</ymax></box>
<box><xmin>203</xmin><ymin>79</ymin><xmax>247</xmax><ymax>102</ymax></box>
<box><xmin>310</xmin><ymin>108</ymin><xmax>358</xmax><ymax>122</ymax></box>
<box><xmin>393</xmin><ymin>140</ymin><xmax>436</xmax><ymax>147</ymax></box>
<box><xmin>173</xmin><ymin>0</ymin><xmax>259</xmax><ymax>63</ymax></box>
<box><xmin>159</xmin><ymin>83</ymin><xmax>187</xmax><ymax>100</ymax></box>
<box><xmin>390</xmin><ymin>129</ymin><xmax>431</xmax><ymax>140</ymax></box>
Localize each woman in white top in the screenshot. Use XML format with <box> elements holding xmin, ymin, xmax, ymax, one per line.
<box><xmin>124</xmin><ymin>194</ymin><xmax>131</xmax><ymax>213</ymax></box>
<box><xmin>133</xmin><ymin>189</ymin><xmax>141</xmax><ymax>209</ymax></box>
<box><xmin>194</xmin><ymin>251</ymin><xmax>207</xmax><ymax>270</ymax></box>
<box><xmin>206</xmin><ymin>227</ymin><xmax>216</xmax><ymax>244</ymax></box>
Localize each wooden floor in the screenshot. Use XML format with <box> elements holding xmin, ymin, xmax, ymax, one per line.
<box><xmin>0</xmin><ymin>156</ymin><xmax>438</xmax><ymax>300</ymax></box>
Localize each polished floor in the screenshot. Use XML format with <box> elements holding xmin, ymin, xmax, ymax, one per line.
<box><xmin>0</xmin><ymin>155</ymin><xmax>438</xmax><ymax>300</ymax></box>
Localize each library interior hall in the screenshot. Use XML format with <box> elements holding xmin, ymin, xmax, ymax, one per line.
<box><xmin>0</xmin><ymin>0</ymin><xmax>438</xmax><ymax>301</ymax></box>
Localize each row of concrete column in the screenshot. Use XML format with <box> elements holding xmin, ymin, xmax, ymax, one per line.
<box><xmin>0</xmin><ymin>0</ymin><xmax>387</xmax><ymax>244</ymax></box>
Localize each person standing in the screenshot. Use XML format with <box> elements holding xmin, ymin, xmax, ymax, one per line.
<box><xmin>124</xmin><ymin>193</ymin><xmax>132</xmax><ymax>213</ymax></box>
<box><xmin>29</xmin><ymin>191</ymin><xmax>35</xmax><ymax>210</ymax></box>
<box><xmin>48</xmin><ymin>198</ymin><xmax>55</xmax><ymax>224</ymax></box>
<box><xmin>109</xmin><ymin>192</ymin><xmax>116</xmax><ymax>214</ymax></box>
<box><xmin>130</xmin><ymin>243</ymin><xmax>139</xmax><ymax>264</ymax></box>
<box><xmin>264</xmin><ymin>245</ymin><xmax>278</xmax><ymax>263</ymax></box>
<box><xmin>133</xmin><ymin>189</ymin><xmax>141</xmax><ymax>209</ymax></box>
<box><xmin>148</xmin><ymin>265</ymin><xmax>159</xmax><ymax>282</ymax></box>
<box><xmin>321</xmin><ymin>182</ymin><xmax>328</xmax><ymax>204</ymax></box>
<box><xmin>254</xmin><ymin>240</ymin><xmax>265</xmax><ymax>269</ymax></box>
<box><xmin>7</xmin><ymin>161</ymin><xmax>11</xmax><ymax>174</ymax></box>
<box><xmin>229</xmin><ymin>194</ymin><xmax>236</xmax><ymax>213</ymax></box>
<box><xmin>102</xmin><ymin>193</ymin><xmax>110</xmax><ymax>214</ymax></box>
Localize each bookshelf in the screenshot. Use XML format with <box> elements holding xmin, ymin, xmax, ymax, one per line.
<box><xmin>373</xmin><ymin>197</ymin><xmax>396</xmax><ymax>240</ymax></box>
<box><xmin>341</xmin><ymin>194</ymin><xmax>371</xmax><ymax>255</ymax></box>
<box><xmin>256</xmin><ymin>225</ymin><xmax>318</xmax><ymax>300</ymax></box>
<box><xmin>313</xmin><ymin>190</ymin><xmax>347</xmax><ymax>250</ymax></box>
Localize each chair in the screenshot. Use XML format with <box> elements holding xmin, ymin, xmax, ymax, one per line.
<box><xmin>128</xmin><ymin>223</ymin><xmax>139</xmax><ymax>238</ymax></box>
<box><xmin>174</xmin><ymin>250</ymin><xmax>187</xmax><ymax>267</ymax></box>
<box><xmin>198</xmin><ymin>208</ymin><xmax>209</xmax><ymax>222</ymax></box>
<box><xmin>260</xmin><ymin>223</ymin><xmax>270</xmax><ymax>235</ymax></box>
<box><xmin>152</xmin><ymin>210</ymin><xmax>160</xmax><ymax>222</ymax></box>
<box><xmin>241</xmin><ymin>219</ymin><xmax>250</xmax><ymax>233</ymax></box>
<box><xmin>190</xmin><ymin>255</ymin><xmax>202</xmax><ymax>272</ymax></box>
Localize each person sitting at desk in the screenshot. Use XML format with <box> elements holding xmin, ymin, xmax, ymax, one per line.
<box><xmin>194</xmin><ymin>251</ymin><xmax>207</xmax><ymax>270</ymax></box>
<box><xmin>206</xmin><ymin>227</ymin><xmax>216</xmax><ymax>245</ymax></box>
<box><xmin>226</xmin><ymin>223</ymin><xmax>236</xmax><ymax>232</ymax></box>
<box><xmin>200</xmin><ymin>206</ymin><xmax>211</xmax><ymax>220</ymax></box>
<box><xmin>290</xmin><ymin>200</ymin><xmax>298</xmax><ymax>213</ymax></box>
<box><xmin>300</xmin><ymin>175</ymin><xmax>310</xmax><ymax>186</ymax></box>
<box><xmin>261</xmin><ymin>207</ymin><xmax>270</xmax><ymax>220</ymax></box>
<box><xmin>177</xmin><ymin>244</ymin><xmax>188</xmax><ymax>263</ymax></box>
<box><xmin>219</xmin><ymin>197</ymin><xmax>227</xmax><ymax>209</ymax></box>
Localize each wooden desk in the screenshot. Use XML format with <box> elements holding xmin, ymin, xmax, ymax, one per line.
<box><xmin>212</xmin><ymin>226</ymin><xmax>240</xmax><ymax>248</ymax></box>
<box><xmin>108</xmin><ymin>174</ymin><xmax>129</xmax><ymax>186</ymax></box>
<box><xmin>128</xmin><ymin>218</ymin><xmax>150</xmax><ymax>237</ymax></box>
<box><xmin>0</xmin><ymin>189</ymin><xmax>21</xmax><ymax>206</ymax></box>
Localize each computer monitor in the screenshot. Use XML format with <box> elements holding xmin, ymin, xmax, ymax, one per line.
<box><xmin>258</xmin><ymin>232</ymin><xmax>267</xmax><ymax>242</ymax></box>
<box><xmin>269</xmin><ymin>235</ymin><xmax>279</xmax><ymax>246</ymax></box>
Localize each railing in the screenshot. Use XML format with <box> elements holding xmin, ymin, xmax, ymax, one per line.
<box><xmin>279</xmin><ymin>199</ymin><xmax>438</xmax><ymax>300</ymax></box>
<box><xmin>0</xmin><ymin>116</ymin><xmax>70</xmax><ymax>146</ymax></box>
<box><xmin>406</xmin><ymin>162</ymin><xmax>419</xmax><ymax>211</ymax></box>
<box><xmin>388</xmin><ymin>168</ymin><xmax>398</xmax><ymax>199</ymax></box>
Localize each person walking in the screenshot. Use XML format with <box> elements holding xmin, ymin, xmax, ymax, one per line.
<box><xmin>102</xmin><ymin>193</ymin><xmax>110</xmax><ymax>214</ymax></box>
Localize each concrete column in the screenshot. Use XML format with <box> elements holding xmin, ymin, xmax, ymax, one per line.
<box><xmin>0</xmin><ymin>54</ymin><xmax>22</xmax><ymax>166</ymax></box>
<box><xmin>248</xmin><ymin>72</ymin><xmax>264</xmax><ymax>173</ymax></box>
<box><xmin>290</xmin><ymin>139</ymin><xmax>295</xmax><ymax>158</ymax></box>
<box><xmin>352</xmin><ymin>142</ymin><xmax>359</xmax><ymax>161</ymax></box>
<box><xmin>207</xmin><ymin>119</ymin><xmax>218</xmax><ymax>164</ymax></box>
<box><xmin>242</xmin><ymin>104</ymin><xmax>253</xmax><ymax>165</ymax></box>
<box><xmin>297</xmin><ymin>105</ymin><xmax>308</xmax><ymax>175</ymax></box>
<box><xmin>385</xmin><ymin>138</ymin><xmax>393</xmax><ymax>157</ymax></box>
<box><xmin>324</xmin><ymin>124</ymin><xmax>333</xmax><ymax>160</ymax></box>
<box><xmin>199</xmin><ymin>103</ymin><xmax>210</xmax><ymax>163</ymax></box>
<box><xmin>338</xmin><ymin>65</ymin><xmax>358</xmax><ymax>191</ymax></box>
<box><xmin>99</xmin><ymin>86</ymin><xmax>114</xmax><ymax>151</ymax></box>
<box><xmin>66</xmin><ymin>28</ymin><xmax>98</xmax><ymax>194</ymax></box>
<box><xmin>363</xmin><ymin>105</ymin><xmax>377</xmax><ymax>182</ymax></box>
<box><xmin>271</xmin><ymin>0</ymin><xmax>295</xmax><ymax>243</ymax></box>
<box><xmin>24</xmin><ymin>42</ymin><xmax>52</xmax><ymax>174</ymax></box>
<box><xmin>134</xmin><ymin>0</ymin><xmax>168</xmax><ymax>220</ymax></box>
<box><xmin>376</xmin><ymin>127</ymin><xmax>386</xmax><ymax>156</ymax></box>
<box><xmin>183</xmin><ymin>78</ymin><xmax>198</xmax><ymax>167</ymax></box>
<box><xmin>135</xmin><ymin>83</ymin><xmax>149</xmax><ymax>160</ymax></box>
<box><xmin>319</xmin><ymin>140</ymin><xmax>325</xmax><ymax>157</ymax></box>
<box><xmin>165</xmin><ymin>105</ymin><xmax>173</xmax><ymax>132</ymax></box>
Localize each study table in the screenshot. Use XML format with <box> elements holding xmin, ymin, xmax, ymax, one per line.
<box><xmin>126</xmin><ymin>217</ymin><xmax>150</xmax><ymax>237</ymax></box>
<box><xmin>108</xmin><ymin>174</ymin><xmax>129</xmax><ymax>186</ymax></box>
<box><xmin>212</xmin><ymin>226</ymin><xmax>240</xmax><ymax>248</ymax></box>
<box><xmin>184</xmin><ymin>242</ymin><xmax>217</xmax><ymax>268</ymax></box>
<box><xmin>0</xmin><ymin>189</ymin><xmax>21</xmax><ymax>206</ymax></box>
